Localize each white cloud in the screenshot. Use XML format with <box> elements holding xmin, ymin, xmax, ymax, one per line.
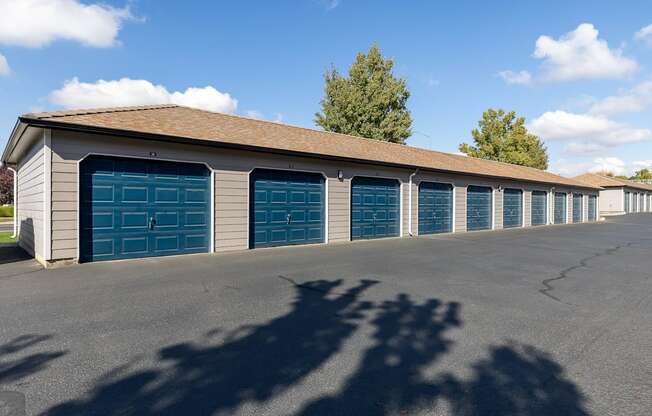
<box><xmin>588</xmin><ymin>80</ymin><xmax>652</xmax><ymax>116</ymax></box>
<box><xmin>528</xmin><ymin>110</ymin><xmax>651</xmax><ymax>149</ymax></box>
<box><xmin>0</xmin><ymin>0</ymin><xmax>133</xmax><ymax>48</ymax></box>
<box><xmin>533</xmin><ymin>23</ymin><xmax>638</xmax><ymax>82</ymax></box>
<box><xmin>635</xmin><ymin>23</ymin><xmax>652</xmax><ymax>45</ymax></box>
<box><xmin>322</xmin><ymin>0</ymin><xmax>340</xmax><ymax>10</ymax></box>
<box><xmin>49</xmin><ymin>78</ymin><xmax>238</xmax><ymax>113</ymax></box>
<box><xmin>589</xmin><ymin>157</ymin><xmax>627</xmax><ymax>175</ymax></box>
<box><xmin>497</xmin><ymin>70</ymin><xmax>532</xmax><ymax>85</ymax></box>
<box><xmin>563</xmin><ymin>142</ymin><xmax>607</xmax><ymax>155</ymax></box>
<box><xmin>632</xmin><ymin>160</ymin><xmax>652</xmax><ymax>169</ymax></box>
<box><xmin>550</xmin><ymin>157</ymin><xmax>627</xmax><ymax>176</ymax></box>
<box><xmin>245</xmin><ymin>110</ymin><xmax>264</xmax><ymax>120</ymax></box>
<box><xmin>245</xmin><ymin>110</ymin><xmax>284</xmax><ymax>123</ymax></box>
<box><xmin>0</xmin><ymin>53</ymin><xmax>9</xmax><ymax>76</ymax></box>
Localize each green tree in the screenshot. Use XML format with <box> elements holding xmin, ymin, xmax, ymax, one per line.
<box><xmin>459</xmin><ymin>109</ymin><xmax>549</xmax><ymax>170</ymax></box>
<box><xmin>315</xmin><ymin>45</ymin><xmax>412</xmax><ymax>144</ymax></box>
<box><xmin>630</xmin><ymin>168</ymin><xmax>652</xmax><ymax>180</ymax></box>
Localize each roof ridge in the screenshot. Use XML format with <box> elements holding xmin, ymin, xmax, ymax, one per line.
<box><xmin>24</xmin><ymin>104</ymin><xmax>180</xmax><ymax>120</ymax></box>
<box><xmin>171</xmin><ymin>105</ymin><xmax>570</xmax><ymax>178</ymax></box>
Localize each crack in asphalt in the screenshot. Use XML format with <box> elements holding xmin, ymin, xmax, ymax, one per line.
<box><xmin>539</xmin><ymin>241</ymin><xmax>641</xmax><ymax>304</ymax></box>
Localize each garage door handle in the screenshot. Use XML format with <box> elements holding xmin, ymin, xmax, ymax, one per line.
<box><xmin>286</xmin><ymin>214</ymin><xmax>292</xmax><ymax>224</ymax></box>
<box><xmin>149</xmin><ymin>217</ymin><xmax>157</xmax><ymax>230</ymax></box>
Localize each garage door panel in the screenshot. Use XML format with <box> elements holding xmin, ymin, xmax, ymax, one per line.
<box><xmin>154</xmin><ymin>212</ymin><xmax>179</xmax><ymax>228</ymax></box>
<box><xmin>351</xmin><ymin>177</ymin><xmax>400</xmax><ymax>240</ymax></box>
<box><xmin>250</xmin><ymin>169</ymin><xmax>325</xmax><ymax>248</ymax></box>
<box><xmin>123</xmin><ymin>237</ymin><xmax>148</xmax><ymax>254</ymax></box>
<box><xmin>80</xmin><ymin>156</ymin><xmax>211</xmax><ymax>262</ymax></box>
<box><xmin>418</xmin><ymin>182</ymin><xmax>453</xmax><ymax>235</ymax></box>
<box><xmin>122</xmin><ymin>212</ymin><xmax>148</xmax><ymax>229</ymax></box>
<box><xmin>123</xmin><ymin>186</ymin><xmax>147</xmax><ymax>203</ymax></box>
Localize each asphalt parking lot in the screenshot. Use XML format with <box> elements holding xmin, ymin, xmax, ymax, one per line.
<box><xmin>1</xmin><ymin>214</ymin><xmax>651</xmax><ymax>416</ymax></box>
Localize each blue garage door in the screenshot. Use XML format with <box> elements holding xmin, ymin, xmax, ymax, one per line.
<box><xmin>531</xmin><ymin>191</ymin><xmax>547</xmax><ymax>226</ymax></box>
<box><xmin>554</xmin><ymin>192</ymin><xmax>567</xmax><ymax>224</ymax></box>
<box><xmin>351</xmin><ymin>177</ymin><xmax>400</xmax><ymax>240</ymax></box>
<box><xmin>573</xmin><ymin>194</ymin><xmax>583</xmax><ymax>223</ymax></box>
<box><xmin>503</xmin><ymin>188</ymin><xmax>523</xmax><ymax>228</ymax></box>
<box><xmin>418</xmin><ymin>182</ymin><xmax>453</xmax><ymax>235</ymax></box>
<box><xmin>467</xmin><ymin>186</ymin><xmax>492</xmax><ymax>231</ymax></box>
<box><xmin>625</xmin><ymin>192</ymin><xmax>630</xmax><ymax>213</ymax></box>
<box><xmin>80</xmin><ymin>156</ymin><xmax>211</xmax><ymax>262</ymax></box>
<box><xmin>250</xmin><ymin>169</ymin><xmax>324</xmax><ymax>248</ymax></box>
<box><xmin>588</xmin><ymin>195</ymin><xmax>597</xmax><ymax>221</ymax></box>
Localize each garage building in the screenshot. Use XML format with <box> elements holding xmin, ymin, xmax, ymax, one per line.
<box><xmin>573</xmin><ymin>173</ymin><xmax>652</xmax><ymax>216</ymax></box>
<box><xmin>1</xmin><ymin>105</ymin><xmax>600</xmax><ymax>266</ymax></box>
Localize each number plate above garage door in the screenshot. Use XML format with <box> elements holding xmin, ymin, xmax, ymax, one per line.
<box><xmin>250</xmin><ymin>169</ymin><xmax>325</xmax><ymax>248</ymax></box>
<box><xmin>80</xmin><ymin>156</ymin><xmax>211</xmax><ymax>262</ymax></box>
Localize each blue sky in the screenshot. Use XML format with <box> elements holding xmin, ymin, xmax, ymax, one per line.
<box><xmin>1</xmin><ymin>1</ymin><xmax>652</xmax><ymax>177</ymax></box>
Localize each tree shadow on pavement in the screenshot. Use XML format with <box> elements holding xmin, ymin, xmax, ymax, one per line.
<box><xmin>42</xmin><ymin>279</ymin><xmax>590</xmax><ymax>416</ymax></box>
<box><xmin>0</xmin><ymin>334</ymin><xmax>66</xmax><ymax>385</ymax></box>
<box><xmin>44</xmin><ymin>279</ymin><xmax>378</xmax><ymax>415</ymax></box>
<box><xmin>295</xmin><ymin>293</ymin><xmax>462</xmax><ymax>415</ymax></box>
<box><xmin>439</xmin><ymin>341</ymin><xmax>590</xmax><ymax>416</ymax></box>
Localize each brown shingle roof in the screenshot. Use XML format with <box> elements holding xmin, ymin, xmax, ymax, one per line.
<box><xmin>573</xmin><ymin>173</ymin><xmax>652</xmax><ymax>191</ymax></box>
<box><xmin>19</xmin><ymin>104</ymin><xmax>598</xmax><ymax>189</ymax></box>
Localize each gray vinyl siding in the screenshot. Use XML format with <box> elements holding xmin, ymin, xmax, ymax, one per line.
<box><xmin>16</xmin><ymin>137</ymin><xmax>44</xmax><ymax>259</ymax></box>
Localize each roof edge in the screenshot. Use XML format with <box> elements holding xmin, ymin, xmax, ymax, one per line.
<box><xmin>20</xmin><ymin>116</ymin><xmax>601</xmax><ymax>190</ymax></box>
<box><xmin>1</xmin><ymin>118</ymin><xmax>28</xmax><ymax>166</ymax></box>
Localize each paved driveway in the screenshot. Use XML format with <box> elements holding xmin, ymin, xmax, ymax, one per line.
<box><xmin>1</xmin><ymin>215</ymin><xmax>651</xmax><ymax>416</ymax></box>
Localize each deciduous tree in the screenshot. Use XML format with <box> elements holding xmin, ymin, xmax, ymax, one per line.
<box><xmin>459</xmin><ymin>109</ymin><xmax>548</xmax><ymax>170</ymax></box>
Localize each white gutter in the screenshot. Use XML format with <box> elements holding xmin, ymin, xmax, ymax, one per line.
<box><xmin>7</xmin><ymin>167</ymin><xmax>16</xmax><ymax>237</ymax></box>
<box><xmin>408</xmin><ymin>169</ymin><xmax>419</xmax><ymax>236</ymax></box>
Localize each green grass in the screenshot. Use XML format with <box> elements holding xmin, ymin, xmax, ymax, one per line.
<box><xmin>0</xmin><ymin>232</ymin><xmax>16</xmax><ymax>243</ymax></box>
<box><xmin>0</xmin><ymin>205</ymin><xmax>13</xmax><ymax>218</ymax></box>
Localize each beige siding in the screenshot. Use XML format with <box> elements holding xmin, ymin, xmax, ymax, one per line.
<box><xmin>48</xmin><ymin>128</ymin><xmax>602</xmax><ymax>262</ymax></box>
<box><xmin>214</xmin><ymin>169</ymin><xmax>248</xmax><ymax>251</ymax></box>
<box><xmin>16</xmin><ymin>136</ymin><xmax>45</xmax><ymax>259</ymax></box>
<box><xmin>50</xmin><ymin>129</ymin><xmax>414</xmax><ymax>260</ymax></box>
<box><xmin>523</xmin><ymin>191</ymin><xmax>532</xmax><ymax>227</ymax></box>
<box><xmin>455</xmin><ymin>186</ymin><xmax>466</xmax><ymax>232</ymax></box>
<box><xmin>328</xmin><ymin>178</ymin><xmax>349</xmax><ymax>242</ymax></box>
<box><xmin>494</xmin><ymin>189</ymin><xmax>503</xmax><ymax>230</ymax></box>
